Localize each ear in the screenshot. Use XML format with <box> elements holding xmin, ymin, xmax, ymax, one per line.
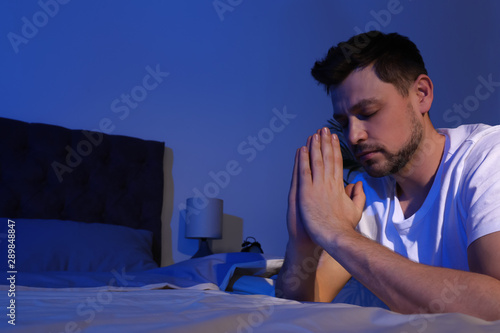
<box><xmin>413</xmin><ymin>74</ymin><xmax>433</xmax><ymax>115</ymax></box>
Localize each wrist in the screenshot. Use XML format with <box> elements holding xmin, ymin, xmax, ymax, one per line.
<box><xmin>313</xmin><ymin>226</ymin><xmax>358</xmax><ymax>252</ymax></box>
<box><xmin>328</xmin><ymin>228</ymin><xmax>363</xmax><ymax>255</ymax></box>
<box><xmin>286</xmin><ymin>240</ymin><xmax>322</xmax><ymax>259</ymax></box>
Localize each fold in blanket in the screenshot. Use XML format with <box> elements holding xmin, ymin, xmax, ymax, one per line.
<box><xmin>0</xmin><ymin>253</ymin><xmax>282</xmax><ymax>292</ymax></box>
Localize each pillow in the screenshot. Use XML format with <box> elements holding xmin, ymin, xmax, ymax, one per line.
<box><xmin>0</xmin><ymin>218</ymin><xmax>158</xmax><ymax>272</ymax></box>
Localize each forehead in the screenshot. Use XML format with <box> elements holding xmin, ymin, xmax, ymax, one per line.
<box><xmin>330</xmin><ymin>65</ymin><xmax>398</xmax><ymax>115</ymax></box>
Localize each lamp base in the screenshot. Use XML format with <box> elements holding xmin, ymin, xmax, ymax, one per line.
<box><xmin>191</xmin><ymin>238</ymin><xmax>213</xmax><ymax>258</ymax></box>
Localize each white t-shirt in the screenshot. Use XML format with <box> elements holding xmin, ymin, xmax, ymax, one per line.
<box><xmin>354</xmin><ymin>123</ymin><xmax>500</xmax><ymax>271</ymax></box>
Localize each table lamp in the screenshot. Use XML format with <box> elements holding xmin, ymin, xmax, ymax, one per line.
<box><xmin>185</xmin><ymin>197</ymin><xmax>223</xmax><ymax>258</ymax></box>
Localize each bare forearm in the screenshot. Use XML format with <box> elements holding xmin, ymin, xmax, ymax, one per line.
<box><xmin>276</xmin><ymin>243</ymin><xmax>321</xmax><ymax>301</ymax></box>
<box><xmin>328</xmin><ymin>231</ymin><xmax>500</xmax><ymax>320</ymax></box>
<box><xmin>276</xmin><ymin>242</ymin><xmax>352</xmax><ymax>302</ymax></box>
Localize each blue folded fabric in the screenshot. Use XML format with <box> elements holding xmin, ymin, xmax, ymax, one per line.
<box><xmin>0</xmin><ymin>252</ymin><xmax>273</xmax><ymax>289</ymax></box>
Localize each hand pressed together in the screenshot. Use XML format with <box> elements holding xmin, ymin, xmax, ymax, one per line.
<box><xmin>286</xmin><ymin>141</ymin><xmax>315</xmax><ymax>250</ymax></box>
<box><xmin>294</xmin><ymin>127</ymin><xmax>366</xmax><ymax>249</ymax></box>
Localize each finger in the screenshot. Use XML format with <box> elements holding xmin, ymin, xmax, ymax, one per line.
<box><xmin>320</xmin><ymin>127</ymin><xmax>335</xmax><ymax>178</ymax></box>
<box><xmin>305</xmin><ymin>136</ymin><xmax>313</xmax><ymax>174</ymax></box>
<box><xmin>288</xmin><ymin>148</ymin><xmax>300</xmax><ymax>202</ymax></box>
<box><xmin>345</xmin><ymin>183</ymin><xmax>355</xmax><ymax>198</ymax></box>
<box><xmin>298</xmin><ymin>146</ymin><xmax>313</xmax><ymax>187</ymax></box>
<box><xmin>331</xmin><ymin>133</ymin><xmax>344</xmax><ymax>181</ymax></box>
<box><xmin>308</xmin><ymin>129</ymin><xmax>322</xmax><ymax>150</ymax></box>
<box><xmin>351</xmin><ymin>181</ymin><xmax>366</xmax><ymax>211</ymax></box>
<box><xmin>309</xmin><ymin>133</ymin><xmax>324</xmax><ymax>181</ymax></box>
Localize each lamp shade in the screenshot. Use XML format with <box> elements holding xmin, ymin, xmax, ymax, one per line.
<box><xmin>185</xmin><ymin>197</ymin><xmax>223</xmax><ymax>239</ymax></box>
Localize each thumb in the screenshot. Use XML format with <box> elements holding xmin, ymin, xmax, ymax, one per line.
<box><xmin>350</xmin><ymin>181</ymin><xmax>366</xmax><ymax>211</ymax></box>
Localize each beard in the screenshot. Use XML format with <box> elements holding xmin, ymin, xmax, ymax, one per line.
<box><xmin>355</xmin><ymin>103</ymin><xmax>424</xmax><ymax>178</ymax></box>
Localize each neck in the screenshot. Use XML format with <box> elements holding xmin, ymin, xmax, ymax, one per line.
<box><xmin>393</xmin><ymin>126</ymin><xmax>445</xmax><ymax>207</ymax></box>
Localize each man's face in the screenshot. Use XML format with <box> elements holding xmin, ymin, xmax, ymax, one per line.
<box><xmin>331</xmin><ymin>65</ymin><xmax>423</xmax><ymax>178</ymax></box>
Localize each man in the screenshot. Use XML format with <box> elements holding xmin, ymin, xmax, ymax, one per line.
<box><xmin>276</xmin><ymin>31</ymin><xmax>500</xmax><ymax>321</ymax></box>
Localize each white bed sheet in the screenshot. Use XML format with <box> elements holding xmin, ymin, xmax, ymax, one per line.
<box><xmin>4</xmin><ymin>287</ymin><xmax>500</xmax><ymax>333</ymax></box>
<box><xmin>2</xmin><ymin>253</ymin><xmax>500</xmax><ymax>332</ymax></box>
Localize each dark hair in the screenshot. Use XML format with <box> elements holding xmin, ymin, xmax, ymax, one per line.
<box><xmin>311</xmin><ymin>31</ymin><xmax>428</xmax><ymax>96</ymax></box>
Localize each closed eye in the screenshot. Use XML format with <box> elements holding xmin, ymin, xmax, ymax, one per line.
<box><xmin>358</xmin><ymin>110</ymin><xmax>378</xmax><ymax>120</ymax></box>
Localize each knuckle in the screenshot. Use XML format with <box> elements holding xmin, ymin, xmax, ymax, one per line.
<box><xmin>300</xmin><ymin>168</ymin><xmax>312</xmax><ymax>177</ymax></box>
<box><xmin>313</xmin><ymin>160</ymin><xmax>323</xmax><ymax>168</ymax></box>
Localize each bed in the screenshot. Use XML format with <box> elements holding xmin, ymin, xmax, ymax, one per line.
<box><xmin>1</xmin><ymin>116</ymin><xmax>499</xmax><ymax>332</ymax></box>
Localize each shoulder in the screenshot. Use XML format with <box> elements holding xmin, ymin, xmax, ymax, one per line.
<box><xmin>444</xmin><ymin>124</ymin><xmax>500</xmax><ymax>191</ymax></box>
<box><xmin>438</xmin><ymin>124</ymin><xmax>500</xmax><ymax>247</ymax></box>
<box><xmin>439</xmin><ymin>123</ymin><xmax>500</xmax><ymax>159</ymax></box>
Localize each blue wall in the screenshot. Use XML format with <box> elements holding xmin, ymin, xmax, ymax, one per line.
<box><xmin>2</xmin><ymin>0</ymin><xmax>500</xmax><ymax>263</ymax></box>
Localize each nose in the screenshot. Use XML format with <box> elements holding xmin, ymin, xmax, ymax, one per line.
<box><xmin>346</xmin><ymin>117</ymin><xmax>367</xmax><ymax>146</ymax></box>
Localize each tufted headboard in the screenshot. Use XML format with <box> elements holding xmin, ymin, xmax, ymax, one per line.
<box><xmin>0</xmin><ymin>117</ymin><xmax>165</xmax><ymax>265</ymax></box>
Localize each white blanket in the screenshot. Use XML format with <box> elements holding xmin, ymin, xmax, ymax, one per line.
<box><xmin>2</xmin><ymin>253</ymin><xmax>500</xmax><ymax>332</ymax></box>
<box><xmin>4</xmin><ymin>288</ymin><xmax>499</xmax><ymax>333</ymax></box>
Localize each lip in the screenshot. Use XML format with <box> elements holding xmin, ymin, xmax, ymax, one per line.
<box><xmin>356</xmin><ymin>150</ymin><xmax>379</xmax><ymax>161</ymax></box>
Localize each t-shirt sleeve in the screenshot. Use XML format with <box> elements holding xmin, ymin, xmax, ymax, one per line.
<box><xmin>461</xmin><ymin>129</ymin><xmax>500</xmax><ymax>247</ymax></box>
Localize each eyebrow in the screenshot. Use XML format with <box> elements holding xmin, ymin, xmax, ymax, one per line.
<box><xmin>333</xmin><ymin>97</ymin><xmax>381</xmax><ymax>122</ymax></box>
